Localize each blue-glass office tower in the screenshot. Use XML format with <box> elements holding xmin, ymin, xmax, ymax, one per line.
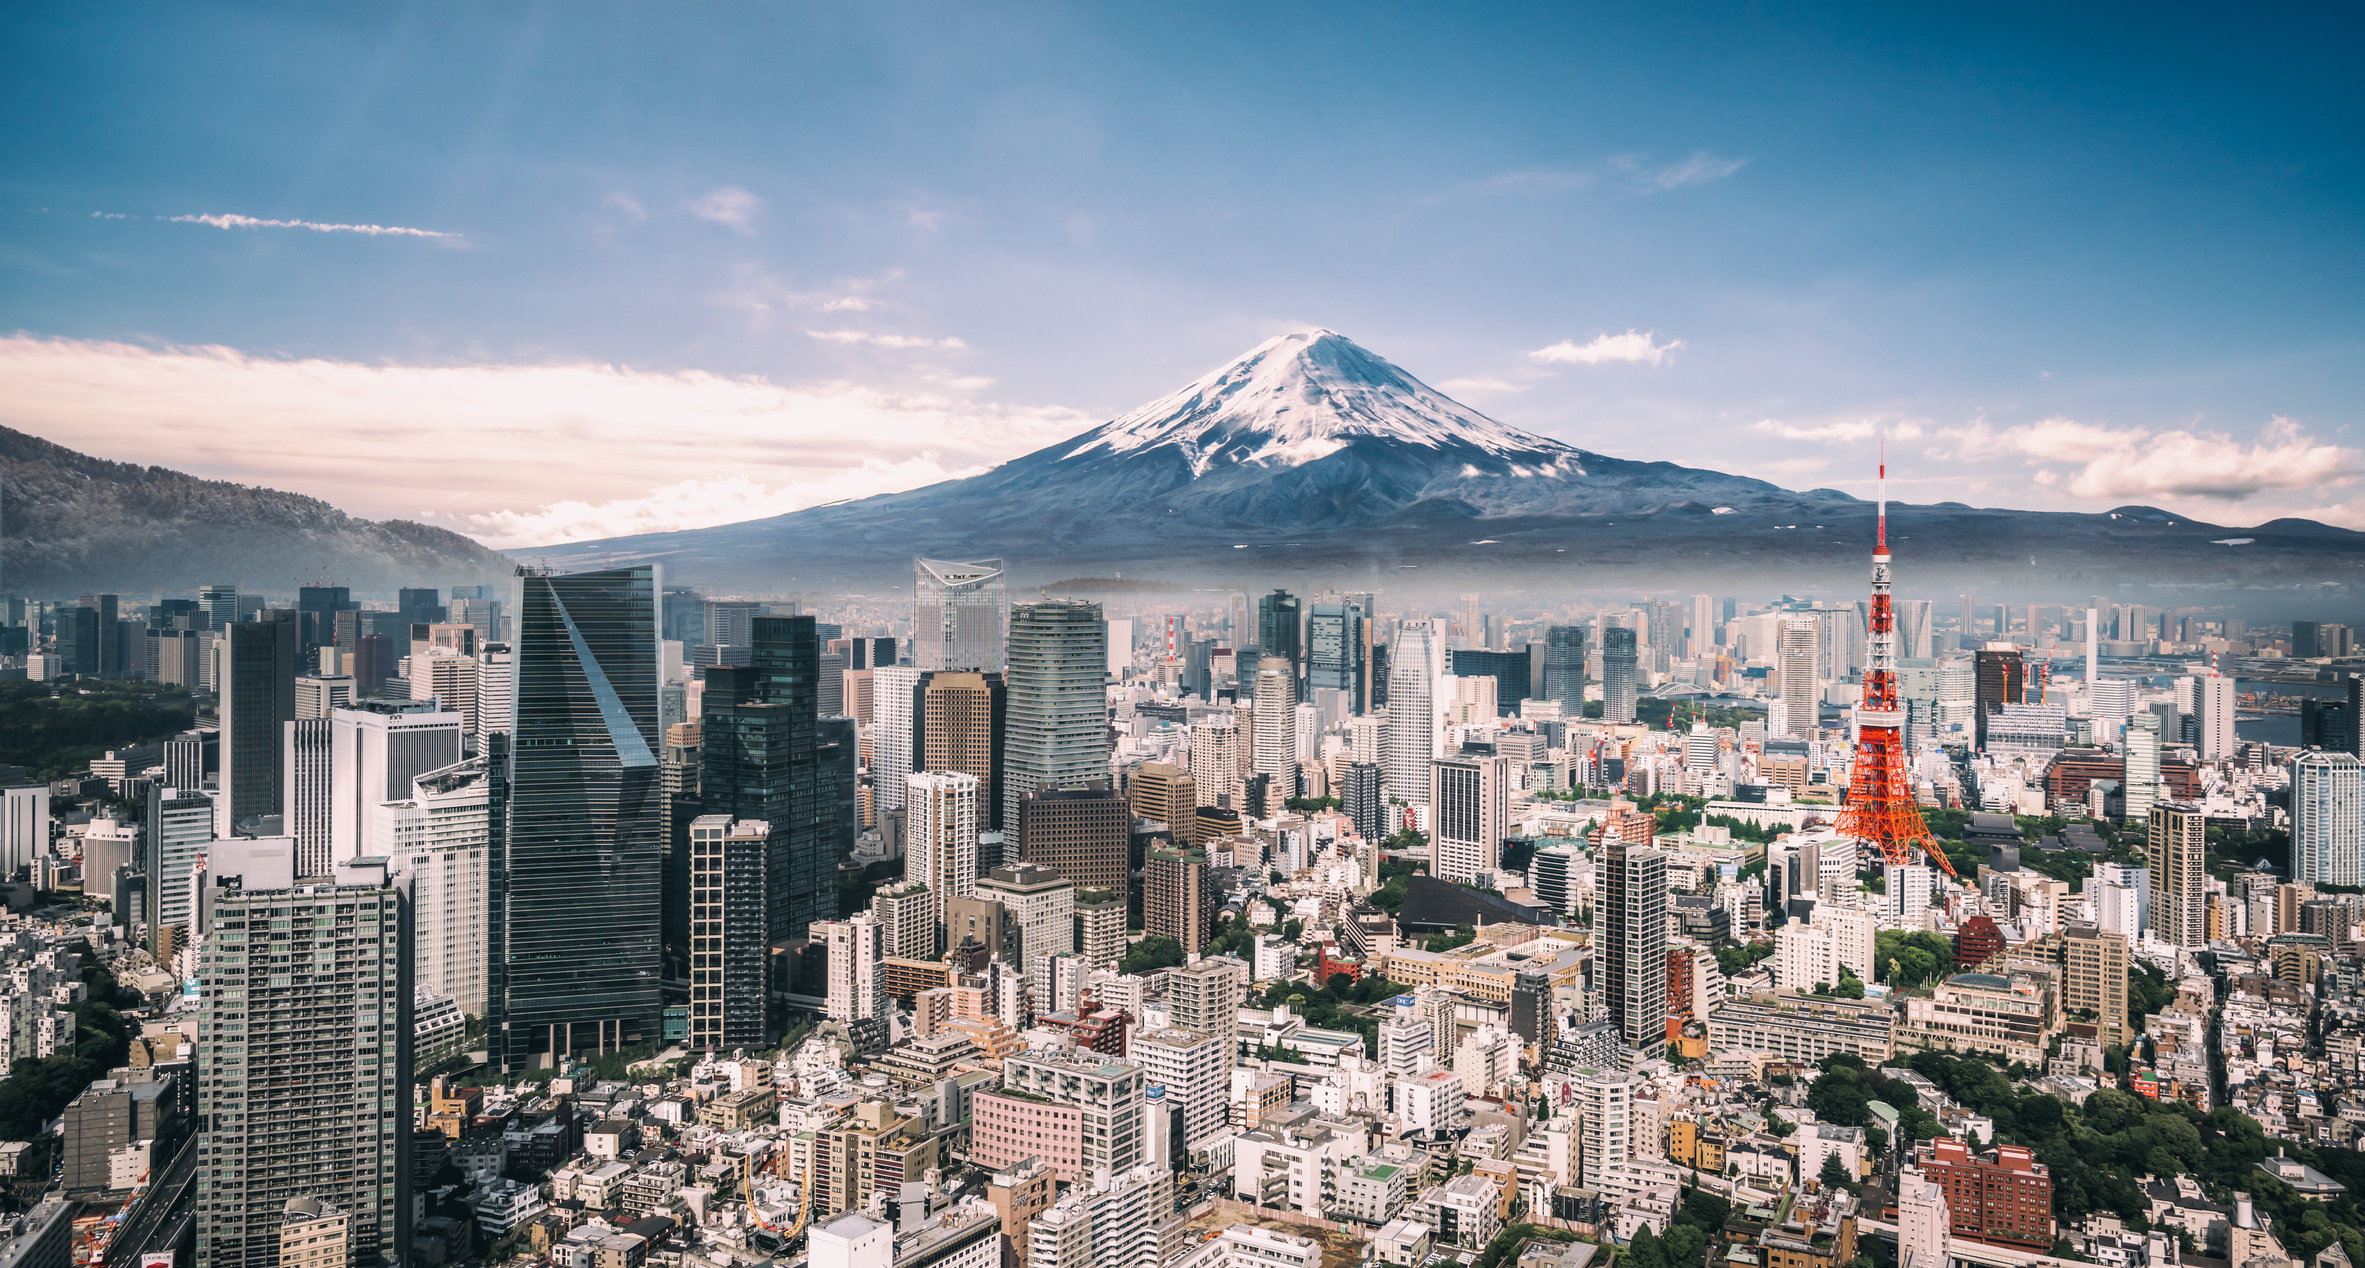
<box><xmin>1307</xmin><ymin>601</ymin><xmax>1366</xmax><ymax>712</ymax></box>
<box><xmin>497</xmin><ymin>566</ymin><xmax>663</xmax><ymax>1071</ymax></box>
<box><xmin>749</xmin><ymin>616</ymin><xmax>831</xmax><ymax>945</ymax></box>
<box><xmin>1257</xmin><ymin>590</ymin><xmax>1301</xmax><ymax>681</ymax></box>
<box><xmin>1601</xmin><ymin>626</ymin><xmax>1639</xmax><ymax>725</ymax></box>
<box><xmin>1543</xmin><ymin>626</ymin><xmax>1586</xmax><ymax>708</ymax></box>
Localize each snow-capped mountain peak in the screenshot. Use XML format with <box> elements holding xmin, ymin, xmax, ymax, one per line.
<box><xmin>1060</xmin><ymin>328</ymin><xmax>1579</xmax><ymax>477</ymax></box>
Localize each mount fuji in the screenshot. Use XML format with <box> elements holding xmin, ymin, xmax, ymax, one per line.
<box><xmin>533</xmin><ymin>330</ymin><xmax>2363</xmax><ymax>594</ymax></box>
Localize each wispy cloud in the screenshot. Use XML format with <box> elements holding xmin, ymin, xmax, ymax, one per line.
<box><xmin>1941</xmin><ymin>415</ymin><xmax>2360</xmax><ymax>501</ymax></box>
<box><xmin>602</xmin><ymin>192</ymin><xmax>647</xmax><ymax>222</ymax></box>
<box><xmin>1753</xmin><ymin>418</ymin><xmax>1926</xmax><ymax>443</ymax></box>
<box><xmin>1438</xmin><ymin>376</ymin><xmax>1525</xmax><ymax>396</ymax></box>
<box><xmin>690</xmin><ymin>186</ymin><xmax>761</xmax><ymax>232</ymax></box>
<box><xmin>0</xmin><ymin>335</ymin><xmax>1089</xmax><ymax>549</ymax></box>
<box><xmin>1529</xmin><ymin>330</ymin><xmax>1684</xmax><ymax>367</ymax></box>
<box><xmin>90</xmin><ymin>211</ymin><xmax>128</xmax><ymax>220</ymax></box>
<box><xmin>808</xmin><ymin>330</ymin><xmax>970</xmax><ymax>350</ymax></box>
<box><xmin>168</xmin><ymin>212</ymin><xmax>458</xmax><ymax>238</ymax></box>
<box><xmin>1630</xmin><ymin>151</ymin><xmax>1746</xmax><ymax>190</ymax></box>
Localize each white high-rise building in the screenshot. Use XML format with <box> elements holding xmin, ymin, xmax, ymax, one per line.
<box><xmin>1382</xmin><ymin>620</ymin><xmax>1445</xmax><ymax>803</ymax></box>
<box><xmin>1773</xmin><ymin>921</ymin><xmax>1837</xmax><ymax>992</ymax></box>
<box><xmin>330</xmin><ymin>705</ymin><xmax>465</xmax><ymax>865</ymax></box>
<box><xmin>1575</xmin><ymin>1071</ymin><xmax>1634</xmax><ymax>1188</ymax></box>
<box><xmin>282</xmin><ymin>717</ymin><xmax>335</xmax><ymax>876</ymax></box>
<box><xmin>2195</xmin><ymin>671</ymin><xmax>2238</xmax><ymax>762</ymax></box>
<box><xmin>817</xmin><ymin>912</ymin><xmax>885</xmax><ymax>1022</ymax></box>
<box><xmin>1688</xmin><ymin>595</ymin><xmax>1717</xmax><ymax>657</ymax></box>
<box><xmin>2292</xmin><ymin>750</ymin><xmax>2364</xmax><ymax>887</ymax></box>
<box><xmin>1898</xmin><ymin>599</ymin><xmax>1935</xmax><ymax>660</ymax></box>
<box><xmin>1252</xmin><ymin>666</ymin><xmax>1297</xmax><ymax>790</ymax></box>
<box><xmin>1428</xmin><ymin>755</ymin><xmax>1509</xmax><ymax>885</ymax></box>
<box><xmin>475</xmin><ymin>644</ymin><xmax>514</xmax><ymax>744</ymax></box>
<box><xmin>1896</xmin><ymin>1168</ymin><xmax>1952</xmax><ymax>1268</ymax></box>
<box><xmin>1132</xmin><ymin>1028</ymin><xmax>1234</xmax><ymax>1149</ymax></box>
<box><xmin>2123</xmin><ymin>713</ymin><xmax>2162</xmax><ymax>823</ymax></box>
<box><xmin>1883</xmin><ymin>863</ymin><xmax>1933</xmax><ymax>930</ymax></box>
<box><xmin>1189</xmin><ymin>718</ymin><xmax>1243</xmax><ymax>811</ymax></box>
<box><xmin>375</xmin><ymin>758</ymin><xmax>493</xmax><ymax>1013</ymax></box>
<box><xmin>293</xmin><ymin>675</ymin><xmax>353</xmax><ymax>720</ymax></box>
<box><xmin>907</xmin><ymin>771</ymin><xmax>980</xmax><ymax>942</ymax></box>
<box><xmin>142</xmin><ymin>786</ymin><xmax>215</xmax><ymax>953</ymax></box>
<box><xmin>871</xmin><ymin>665</ymin><xmax>922</xmax><ymax>814</ymax></box>
<box><xmin>1814</xmin><ymin>904</ymin><xmax>1877</xmax><ymax>983</ymax></box>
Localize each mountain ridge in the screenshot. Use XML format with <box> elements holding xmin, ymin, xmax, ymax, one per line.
<box><xmin>1</xmin><ymin>425</ymin><xmax>511</xmax><ymax>596</ymax></box>
<box><xmin>511</xmin><ymin>329</ymin><xmax>2361</xmax><ymax>594</ymax></box>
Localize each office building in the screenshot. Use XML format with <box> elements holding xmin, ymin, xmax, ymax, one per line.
<box><xmin>475</xmin><ymin>643</ymin><xmax>514</xmax><ymax>746</ymax></box>
<box><xmin>1342</xmin><ymin>762</ymin><xmax>1385</xmax><ymax>845</ymax></box>
<box><xmin>1018</xmin><ymin>784</ymin><xmax>1129</xmax><ymax>902</ymax></box>
<box><xmin>1004</xmin><ymin>601</ymin><xmax>1109</xmax><ymax>831</ymax></box>
<box><xmin>198</xmin><ymin>584</ymin><xmax>239</xmax><ymax>628</ymax></box>
<box><xmin>218</xmin><ymin>613</ymin><xmax>299</xmax><ymax>838</ymax></box>
<box><xmin>1973</xmin><ymin>644</ymin><xmax>2026</xmax><ymax>749</ymax></box>
<box><xmin>1542</xmin><ymin>626</ymin><xmax>1585</xmax><ymax>707</ymax></box>
<box><xmin>872</xmin><ymin>664</ymin><xmax>922</xmax><ymax>814</ymax></box>
<box><xmin>689</xmin><ymin>816</ymin><xmax>771</xmax><ymax>1050</ymax></box>
<box><xmin>1251</xmin><ymin>666</ymin><xmax>1297</xmax><ymax>790</ymax></box>
<box><xmin>915</xmin><ymin>558</ymin><xmax>1008</xmax><ymax>674</ymax></box>
<box><xmin>2148</xmin><ymin>802</ymin><xmax>2207</xmax><ymax>948</ymax></box>
<box><xmin>293</xmin><ymin>675</ymin><xmax>352</xmax><ymax>720</ymax></box>
<box><xmin>1001</xmin><ymin>1049</ymin><xmax>1148</xmax><ymax>1175</ymax></box>
<box><xmin>1306</xmin><ymin>599</ymin><xmax>1367</xmax><ymax>713</ymax></box>
<box><xmin>498</xmin><ymin>565</ymin><xmax>663</xmax><ymax>1072</ymax></box>
<box><xmin>915</xmin><ymin>671</ymin><xmax>1006</xmax><ymax>831</ymax></box>
<box><xmin>1132</xmin><ymin>1029</ymin><xmax>1234</xmax><ymax>1148</ymax></box>
<box><xmin>2123</xmin><ymin>713</ymin><xmax>2162</xmax><ymax>823</ymax></box>
<box><xmin>1188</xmin><ymin>719</ymin><xmax>1242</xmax><ymax>813</ymax></box>
<box><xmin>978</xmin><ymin>862</ymin><xmax>1075</xmax><ymax>979</ymax></box>
<box><xmin>281</xmin><ymin>718</ymin><xmax>335</xmax><ymax>876</ymax></box>
<box><xmin>1145</xmin><ymin>844</ymin><xmax>1216</xmax><ymax>954</ymax></box>
<box><xmin>1127</xmin><ymin>763</ymin><xmax>1195</xmax><ymax>838</ymax></box>
<box><xmin>1382</xmin><ymin>620</ymin><xmax>1444</xmax><ymax>803</ymax></box>
<box><xmin>1601</xmin><ymin>627</ymin><xmax>1638</xmax><ymax>725</ymax></box>
<box><xmin>1772</xmin><ymin>616</ymin><xmax>1819</xmax><ymax>739</ymax></box>
<box><xmin>2292</xmin><ymin>750</ymin><xmax>2363</xmax><ymax>887</ymax></box>
<box><xmin>331</xmin><ymin>705</ymin><xmax>466</xmax><ymax>867</ymax></box>
<box><xmin>144</xmin><ymin>786</ymin><xmax>214</xmax><ymax>956</ymax></box>
<box><xmin>1257</xmin><ymin>589</ymin><xmax>1301</xmax><ymax>676</ymax></box>
<box><xmin>1428</xmin><ymin>756</ymin><xmax>1509</xmax><ymax>885</ymax></box>
<box><xmin>195</xmin><ymin>863</ymin><xmax>412</xmax><ymax>1268</ymax></box>
<box><xmin>1602</xmin><ymin>838</ymin><xmax>1667</xmax><ymax>1056</ymax></box>
<box><xmin>1911</xmin><ymin>1140</ymin><xmax>2052</xmax><ymax>1250</ymax></box>
<box><xmin>60</xmin><ymin>1070</ymin><xmax>185</xmax><ymax>1197</ymax></box>
<box><xmin>1164</xmin><ymin>955</ymin><xmax>1248</xmax><ymax>1037</ymax></box>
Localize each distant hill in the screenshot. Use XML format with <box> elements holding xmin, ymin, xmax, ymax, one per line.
<box><xmin>1</xmin><ymin>425</ymin><xmax>509</xmax><ymax>596</ymax></box>
<box><xmin>531</xmin><ymin>330</ymin><xmax>2365</xmax><ymax>595</ymax></box>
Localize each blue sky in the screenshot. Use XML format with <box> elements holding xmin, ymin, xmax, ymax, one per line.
<box><xmin>3</xmin><ymin>2</ymin><xmax>2360</xmax><ymax>546</ymax></box>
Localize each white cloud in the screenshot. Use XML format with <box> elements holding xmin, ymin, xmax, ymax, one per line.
<box><xmin>168</xmin><ymin>212</ymin><xmax>458</xmax><ymax>238</ymax></box>
<box><xmin>807</xmin><ymin>330</ymin><xmax>970</xmax><ymax>350</ymax></box>
<box><xmin>1938</xmin><ymin>415</ymin><xmax>2359</xmax><ymax>501</ymax></box>
<box><xmin>1529</xmin><ymin>330</ymin><xmax>1684</xmax><ymax>367</ymax></box>
<box><xmin>1438</xmin><ymin>376</ymin><xmax>1525</xmax><ymax>396</ymax></box>
<box><xmin>0</xmin><ymin>335</ymin><xmax>1090</xmax><ymax>550</ymax></box>
<box><xmin>1641</xmin><ymin>151</ymin><xmax>1746</xmax><ymax>190</ymax></box>
<box><xmin>1752</xmin><ymin>418</ymin><xmax>1926</xmax><ymax>443</ymax></box>
<box><xmin>689</xmin><ymin>186</ymin><xmax>761</xmax><ymax>231</ymax></box>
<box><xmin>602</xmin><ymin>192</ymin><xmax>648</xmax><ymax>222</ymax></box>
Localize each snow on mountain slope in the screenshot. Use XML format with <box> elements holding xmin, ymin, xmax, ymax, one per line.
<box><xmin>1058</xmin><ymin>329</ymin><xmax>1585</xmax><ymax>477</ymax></box>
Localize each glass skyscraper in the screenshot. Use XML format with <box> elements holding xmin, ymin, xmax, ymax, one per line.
<box><xmin>1002</xmin><ymin>600</ymin><xmax>1110</xmax><ymax>832</ymax></box>
<box><xmin>1601</xmin><ymin>626</ymin><xmax>1638</xmax><ymax>725</ymax></box>
<box><xmin>1305</xmin><ymin>599</ymin><xmax>1366</xmax><ymax>712</ymax></box>
<box><xmin>915</xmin><ymin>558</ymin><xmax>1008</xmax><ymax>673</ymax></box>
<box><xmin>497</xmin><ymin>565</ymin><xmax>663</xmax><ymax>1071</ymax></box>
<box><xmin>1256</xmin><ymin>588</ymin><xmax>1300</xmax><ymax>675</ymax></box>
<box><xmin>1543</xmin><ymin>625</ymin><xmax>1585</xmax><ymax>707</ymax></box>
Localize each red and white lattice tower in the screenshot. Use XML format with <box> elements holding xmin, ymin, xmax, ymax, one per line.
<box><xmin>1836</xmin><ymin>459</ymin><xmax>1960</xmax><ymax>879</ymax></box>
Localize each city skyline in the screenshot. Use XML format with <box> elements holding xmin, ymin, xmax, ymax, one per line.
<box><xmin>3</xmin><ymin>6</ymin><xmax>2360</xmax><ymax>549</ymax></box>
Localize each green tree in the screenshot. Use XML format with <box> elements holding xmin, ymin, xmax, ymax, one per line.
<box><xmin>1819</xmin><ymin>1153</ymin><xmax>1853</xmax><ymax>1189</ymax></box>
<box><xmin>1626</xmin><ymin>1226</ymin><xmax>1670</xmax><ymax>1268</ymax></box>
<box><xmin>1120</xmin><ymin>935</ymin><xmax>1186</xmax><ymax>975</ymax></box>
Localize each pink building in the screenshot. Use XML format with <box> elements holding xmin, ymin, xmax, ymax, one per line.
<box><xmin>969</xmin><ymin>1089</ymin><xmax>1085</xmax><ymax>1181</ymax></box>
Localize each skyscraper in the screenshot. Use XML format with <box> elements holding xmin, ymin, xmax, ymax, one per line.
<box><xmin>1688</xmin><ymin>594</ymin><xmax>1716</xmax><ymax>658</ymax></box>
<box><xmin>1428</xmin><ymin>755</ymin><xmax>1509</xmax><ymax>885</ymax></box>
<box><xmin>917</xmin><ymin>671</ymin><xmax>1005</xmax><ymax>828</ymax></box>
<box><xmin>2147</xmin><ymin>802</ymin><xmax>2207</xmax><ymax>948</ymax></box>
<box><xmin>1602</xmin><ymin>837</ymin><xmax>1667</xmax><ymax>1056</ymax></box>
<box><xmin>1003</xmin><ymin>600</ymin><xmax>1110</xmax><ymax>831</ymax></box>
<box><xmin>1775</xmin><ymin>616</ymin><xmax>1819</xmax><ymax>739</ymax></box>
<box><xmin>915</xmin><ymin>558</ymin><xmax>1008</xmax><ymax>673</ymax></box>
<box><xmin>282</xmin><ymin>717</ymin><xmax>334</xmax><ymax>875</ymax></box>
<box><xmin>1256</xmin><ymin>589</ymin><xmax>1301</xmax><ymax>676</ymax></box>
<box><xmin>815</xmin><ymin>912</ymin><xmax>886</xmax><ymax>1022</ymax></box>
<box><xmin>1600</xmin><ymin>626</ymin><xmax>1638</xmax><ymax>725</ymax></box>
<box><xmin>331</xmin><ymin>703</ymin><xmax>466</xmax><ymax>866</ymax></box>
<box><xmin>688</xmin><ymin>815</ymin><xmax>770</xmax><ymax>1051</ymax></box>
<box><xmin>498</xmin><ymin>565</ymin><xmax>663</xmax><ymax>1072</ymax></box>
<box><xmin>1382</xmin><ymin>620</ymin><xmax>1444</xmax><ymax>802</ymax></box>
<box><xmin>2194</xmin><ymin>670</ymin><xmax>2237</xmax><ymax>761</ymax></box>
<box><xmin>2059</xmin><ymin>924</ymin><xmax>2129</xmax><ymax>1046</ymax></box>
<box><xmin>1974</xmin><ymin>643</ymin><xmax>2026</xmax><ymax>748</ymax></box>
<box><xmin>218</xmin><ymin>612</ymin><xmax>299</xmax><ymax>837</ymax></box>
<box><xmin>2123</xmin><ymin>713</ymin><xmax>2162</xmax><ymax>823</ymax></box>
<box><xmin>2292</xmin><ymin>750</ymin><xmax>2363</xmax><ymax>887</ymax></box>
<box><xmin>907</xmin><ymin>771</ymin><xmax>981</xmax><ymax>942</ymax></box>
<box><xmin>1542</xmin><ymin>626</ymin><xmax>1585</xmax><ymax>708</ymax></box>
<box><xmin>196</xmin><ymin>861</ymin><xmax>411</xmax><ymax>1268</ymax></box>
<box><xmin>1342</xmin><ymin>762</ymin><xmax>1384</xmax><ymax>844</ymax></box>
<box><xmin>871</xmin><ymin>664</ymin><xmax>922</xmax><ymax>813</ymax></box>
<box><xmin>1305</xmin><ymin>599</ymin><xmax>1366</xmax><ymax>712</ymax></box>
<box><xmin>1251</xmin><ymin>666</ymin><xmax>1297</xmax><ymax>792</ymax></box>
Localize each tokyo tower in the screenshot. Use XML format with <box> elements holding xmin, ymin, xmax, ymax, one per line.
<box><xmin>1836</xmin><ymin>460</ymin><xmax>1960</xmax><ymax>879</ymax></box>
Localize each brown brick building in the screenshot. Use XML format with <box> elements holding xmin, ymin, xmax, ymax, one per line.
<box><xmin>1913</xmin><ymin>1139</ymin><xmax>2053</xmax><ymax>1249</ymax></box>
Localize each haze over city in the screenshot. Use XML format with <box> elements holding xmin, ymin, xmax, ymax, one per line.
<box><xmin>3</xmin><ymin>13</ymin><xmax>2364</xmax><ymax>1268</ymax></box>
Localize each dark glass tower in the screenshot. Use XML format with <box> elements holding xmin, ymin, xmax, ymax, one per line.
<box><xmin>497</xmin><ymin>566</ymin><xmax>663</xmax><ymax>1071</ymax></box>
<box><xmin>1257</xmin><ymin>589</ymin><xmax>1301</xmax><ymax>680</ymax></box>
<box><xmin>217</xmin><ymin>612</ymin><xmax>297</xmax><ymax>837</ymax></box>
<box><xmin>1601</xmin><ymin>626</ymin><xmax>1638</xmax><ymax>724</ymax></box>
<box><xmin>1306</xmin><ymin>601</ymin><xmax>1365</xmax><ymax>711</ymax></box>
<box><xmin>750</xmin><ymin>616</ymin><xmax>830</xmax><ymax>945</ymax></box>
<box><xmin>1543</xmin><ymin>625</ymin><xmax>1586</xmax><ymax>707</ymax></box>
